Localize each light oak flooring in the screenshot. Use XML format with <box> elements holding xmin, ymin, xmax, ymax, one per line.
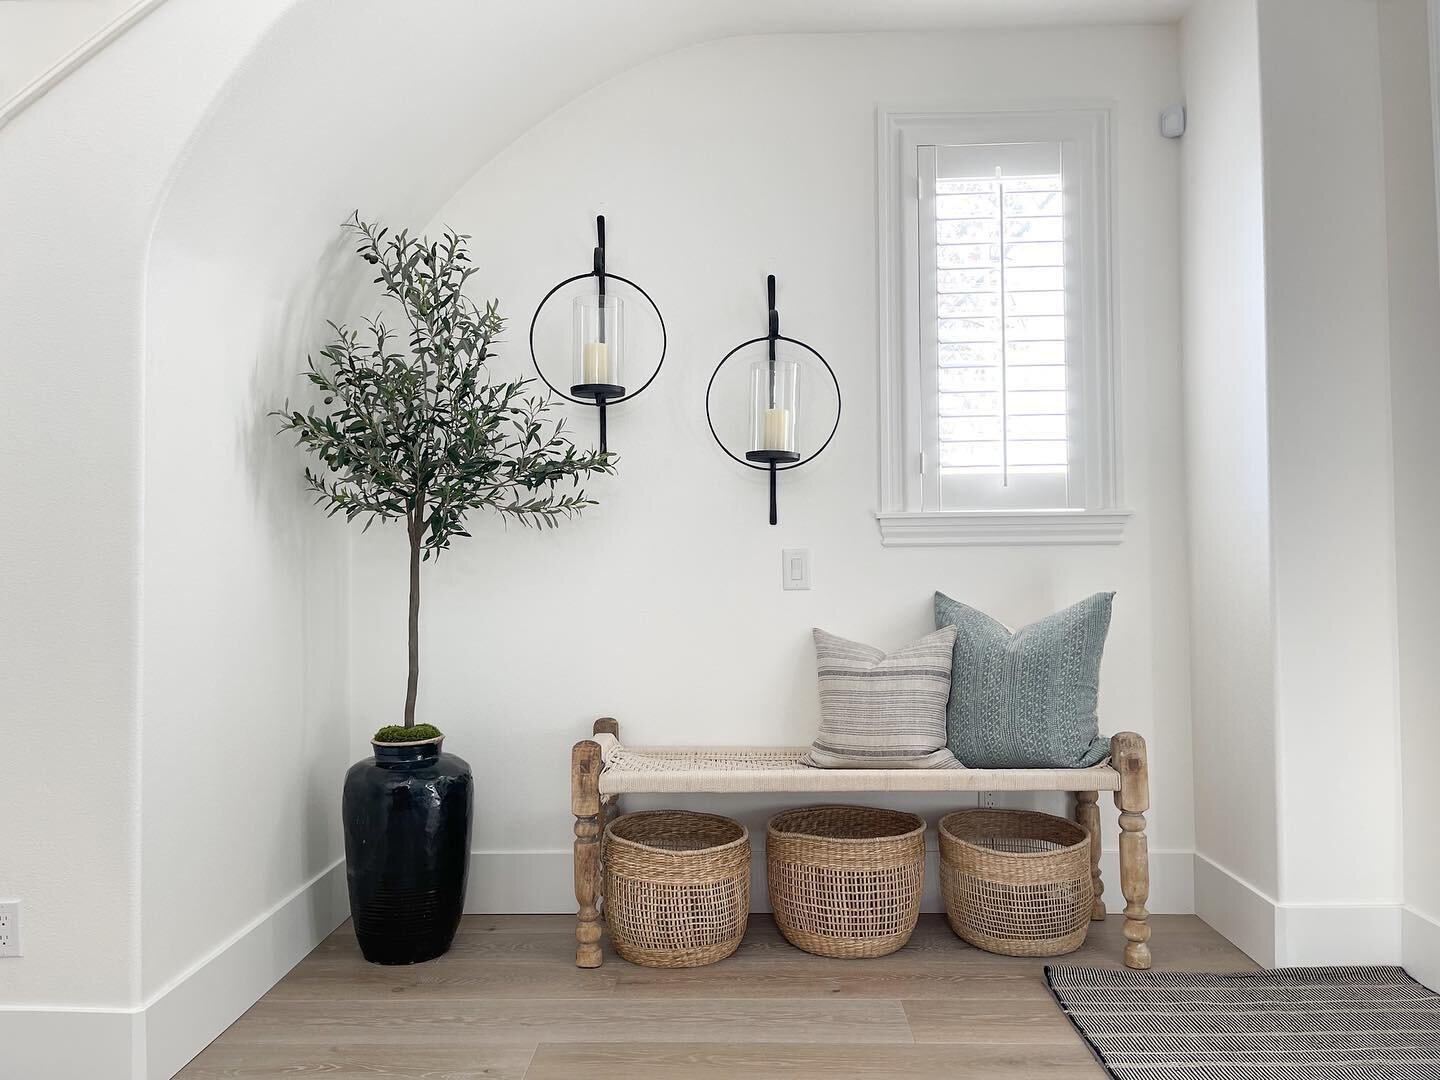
<box><xmin>178</xmin><ymin>913</ymin><xmax>1257</xmax><ymax>1079</ymax></box>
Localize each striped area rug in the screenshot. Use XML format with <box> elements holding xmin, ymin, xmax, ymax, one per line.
<box><xmin>1045</xmin><ymin>965</ymin><xmax>1440</xmax><ymax>1080</ymax></box>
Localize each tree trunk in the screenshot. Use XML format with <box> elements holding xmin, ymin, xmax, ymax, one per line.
<box><xmin>403</xmin><ymin>518</ymin><xmax>421</xmax><ymax>727</ymax></box>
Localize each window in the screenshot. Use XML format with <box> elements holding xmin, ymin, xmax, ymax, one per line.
<box><xmin>876</xmin><ymin>108</ymin><xmax>1127</xmax><ymax>545</ymax></box>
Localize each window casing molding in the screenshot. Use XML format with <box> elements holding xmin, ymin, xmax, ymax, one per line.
<box><xmin>875</xmin><ymin>103</ymin><xmax>1129</xmax><ymax>546</ymax></box>
<box><xmin>1431</xmin><ymin>0</ymin><xmax>1440</xmax><ymax>265</ymax></box>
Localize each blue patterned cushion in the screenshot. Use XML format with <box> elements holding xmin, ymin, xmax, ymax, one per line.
<box><xmin>935</xmin><ymin>592</ymin><xmax>1113</xmax><ymax>768</ymax></box>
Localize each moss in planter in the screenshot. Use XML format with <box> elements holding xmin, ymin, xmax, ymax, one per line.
<box><xmin>373</xmin><ymin>723</ymin><xmax>444</xmax><ymax>743</ymax></box>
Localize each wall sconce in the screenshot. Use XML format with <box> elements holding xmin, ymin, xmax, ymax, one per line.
<box><xmin>529</xmin><ymin>216</ymin><xmax>665</xmax><ymax>452</ymax></box>
<box><xmin>706</xmin><ymin>274</ymin><xmax>840</xmax><ymax>524</ymax></box>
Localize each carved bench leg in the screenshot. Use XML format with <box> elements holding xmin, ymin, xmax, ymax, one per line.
<box><xmin>1112</xmin><ymin>732</ymin><xmax>1152</xmax><ymax>970</ymax></box>
<box><xmin>598</xmin><ymin>795</ymin><xmax>617</xmax><ymax>902</ymax></box>
<box><xmin>572</xmin><ymin>738</ymin><xmax>603</xmax><ymax>968</ymax></box>
<box><xmin>1075</xmin><ymin>790</ymin><xmax>1106</xmax><ymax>921</ymax></box>
<box><xmin>592</xmin><ymin>718</ymin><xmax>620</xmax><ymax>906</ymax></box>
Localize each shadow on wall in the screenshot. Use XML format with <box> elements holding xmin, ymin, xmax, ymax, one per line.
<box><xmin>241</xmin><ymin>223</ymin><xmax>366</xmax><ymax>535</ymax></box>
<box><xmin>249</xmin><ymin>223</ymin><xmax>370</xmax><ymax>887</ymax></box>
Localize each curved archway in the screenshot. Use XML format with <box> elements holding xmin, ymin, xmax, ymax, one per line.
<box><xmin>139</xmin><ymin>0</ymin><xmax>1192</xmax><ymax>1014</ymax></box>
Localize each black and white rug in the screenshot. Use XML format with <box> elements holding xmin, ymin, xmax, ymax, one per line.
<box><xmin>1046</xmin><ymin>965</ymin><xmax>1440</xmax><ymax>1080</ymax></box>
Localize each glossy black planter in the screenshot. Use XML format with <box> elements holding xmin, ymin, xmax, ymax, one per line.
<box><xmin>343</xmin><ymin>737</ymin><xmax>472</xmax><ymax>965</ymax></box>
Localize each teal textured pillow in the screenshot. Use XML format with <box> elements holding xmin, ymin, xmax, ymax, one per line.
<box><xmin>935</xmin><ymin>592</ymin><xmax>1113</xmax><ymax>769</ymax></box>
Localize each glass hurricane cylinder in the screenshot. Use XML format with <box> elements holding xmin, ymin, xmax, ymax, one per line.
<box><xmin>572</xmin><ymin>292</ymin><xmax>625</xmax><ymax>399</ymax></box>
<box><xmin>745</xmin><ymin>356</ymin><xmax>800</xmax><ymax>463</ymax></box>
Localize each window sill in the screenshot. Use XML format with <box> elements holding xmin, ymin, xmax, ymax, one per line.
<box><xmin>875</xmin><ymin>509</ymin><xmax>1132</xmax><ymax>547</ymax></box>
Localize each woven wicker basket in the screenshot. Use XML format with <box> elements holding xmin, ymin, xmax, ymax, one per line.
<box><xmin>603</xmin><ymin>810</ymin><xmax>750</xmax><ymax>968</ymax></box>
<box><xmin>766</xmin><ymin>805</ymin><xmax>926</xmax><ymax>959</ymax></box>
<box><xmin>938</xmin><ymin>808</ymin><xmax>1093</xmax><ymax>958</ymax></box>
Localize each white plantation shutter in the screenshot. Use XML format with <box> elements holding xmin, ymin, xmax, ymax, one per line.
<box><xmin>918</xmin><ymin>139</ymin><xmax>1080</xmax><ymax>511</ymax></box>
<box><xmin>876</xmin><ymin>107</ymin><xmax>1122</xmax><ymax>543</ymax></box>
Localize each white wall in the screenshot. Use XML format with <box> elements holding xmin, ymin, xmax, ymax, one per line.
<box><xmin>1255</xmin><ymin>0</ymin><xmax>1402</xmax><ymax>951</ymax></box>
<box><xmin>140</xmin><ymin>193</ymin><xmax>352</xmax><ymax>1027</ymax></box>
<box><xmin>342</xmin><ymin>24</ymin><xmax>1194</xmax><ymax>914</ymax></box>
<box><xmin>1177</xmin><ymin>0</ymin><xmax>1276</xmax><ymax>963</ymax></box>
<box><xmin>1379</xmin><ymin>0</ymin><xmax>1440</xmax><ymax>989</ymax></box>
<box><xmin>0</xmin><ymin>1</ymin><xmax>299</xmax><ymax>1075</ymax></box>
<box><xmin>1180</xmin><ymin>0</ymin><xmax>1410</xmax><ymax>968</ymax></box>
<box><xmin>0</xmin><ymin>0</ymin><xmax>143</xmax><ymax>105</ymax></box>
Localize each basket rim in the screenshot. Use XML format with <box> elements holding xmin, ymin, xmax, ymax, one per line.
<box><xmin>605</xmin><ymin>809</ymin><xmax>750</xmax><ymax>856</ymax></box>
<box><xmin>938</xmin><ymin>807</ymin><xmax>1088</xmax><ymax>858</ymax></box>
<box><xmin>767</xmin><ymin>803</ymin><xmax>926</xmax><ymax>844</ymax></box>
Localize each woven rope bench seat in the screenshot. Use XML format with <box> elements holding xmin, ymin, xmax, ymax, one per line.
<box><xmin>592</xmin><ymin>733</ymin><xmax>1122</xmax><ymax>795</ymax></box>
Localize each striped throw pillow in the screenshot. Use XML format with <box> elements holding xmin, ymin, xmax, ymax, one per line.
<box><xmin>804</xmin><ymin>626</ymin><xmax>961</xmax><ymax>769</ymax></box>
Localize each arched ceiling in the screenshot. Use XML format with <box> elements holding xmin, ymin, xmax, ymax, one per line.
<box><xmin>150</xmin><ymin>0</ymin><xmax>1188</xmax><ymax>271</ymax></box>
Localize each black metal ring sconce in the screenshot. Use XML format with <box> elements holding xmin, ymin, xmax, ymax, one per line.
<box><xmin>532</xmin><ymin>222</ymin><xmax>840</xmax><ymax>523</ymax></box>
<box><xmin>529</xmin><ymin>215</ymin><xmax>667</xmax><ymax>452</ymax></box>
<box><xmin>705</xmin><ymin>275</ymin><xmax>842</xmax><ymax>525</ymax></box>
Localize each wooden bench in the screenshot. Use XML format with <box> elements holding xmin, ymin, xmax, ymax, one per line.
<box><xmin>572</xmin><ymin>718</ymin><xmax>1152</xmax><ymax>970</ymax></box>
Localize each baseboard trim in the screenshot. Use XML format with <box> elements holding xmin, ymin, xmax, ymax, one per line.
<box><xmin>0</xmin><ymin>860</ymin><xmax>348</xmax><ymax>1080</ymax></box>
<box><xmin>1276</xmin><ymin>902</ymin><xmax>1401</xmax><ymax>967</ymax></box>
<box><xmin>0</xmin><ymin>1007</ymin><xmax>143</xmax><ymax>1080</ymax></box>
<box><xmin>466</xmin><ymin>848</ymin><xmax>1196</xmax><ymax>916</ymax></box>
<box><xmin>1404</xmin><ymin>906</ymin><xmax>1440</xmax><ymax>990</ymax></box>
<box><xmin>143</xmin><ymin>859</ymin><xmax>349</xmax><ymax>1079</ymax></box>
<box><xmin>1194</xmin><ymin>853</ymin><xmax>1279</xmax><ymax>966</ymax></box>
<box><xmin>1194</xmin><ymin>853</ymin><xmax>1403</xmax><ymax>968</ymax></box>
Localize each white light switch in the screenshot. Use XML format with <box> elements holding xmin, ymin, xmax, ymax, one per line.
<box><xmin>0</xmin><ymin>902</ymin><xmax>20</xmax><ymax>957</ymax></box>
<box><xmin>782</xmin><ymin>548</ymin><xmax>811</xmax><ymax>591</ymax></box>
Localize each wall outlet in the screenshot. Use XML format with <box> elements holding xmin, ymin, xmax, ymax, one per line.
<box><xmin>0</xmin><ymin>901</ymin><xmax>21</xmax><ymax>957</ymax></box>
<box><xmin>979</xmin><ymin>791</ymin><xmax>998</xmax><ymax>809</ymax></box>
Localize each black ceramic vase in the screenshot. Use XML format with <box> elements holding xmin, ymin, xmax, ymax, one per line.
<box><xmin>342</xmin><ymin>737</ymin><xmax>473</xmax><ymax>965</ymax></box>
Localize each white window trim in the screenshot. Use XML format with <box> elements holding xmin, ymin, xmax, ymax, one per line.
<box><xmin>875</xmin><ymin>103</ymin><xmax>1130</xmax><ymax>546</ymax></box>
<box><xmin>1431</xmin><ymin>0</ymin><xmax>1440</xmax><ymax>264</ymax></box>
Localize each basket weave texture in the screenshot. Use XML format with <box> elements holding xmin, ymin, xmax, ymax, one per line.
<box><xmin>938</xmin><ymin>808</ymin><xmax>1093</xmax><ymax>957</ymax></box>
<box><xmin>603</xmin><ymin>810</ymin><xmax>750</xmax><ymax>968</ymax></box>
<box><xmin>766</xmin><ymin>805</ymin><xmax>926</xmax><ymax>959</ymax></box>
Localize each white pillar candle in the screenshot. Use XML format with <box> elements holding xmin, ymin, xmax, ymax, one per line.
<box><xmin>582</xmin><ymin>341</ymin><xmax>610</xmax><ymax>385</ymax></box>
<box><xmin>762</xmin><ymin>407</ymin><xmax>793</xmax><ymax>452</ymax></box>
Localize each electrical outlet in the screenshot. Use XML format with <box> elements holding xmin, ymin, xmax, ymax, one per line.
<box><xmin>979</xmin><ymin>791</ymin><xmax>998</xmax><ymax>809</ymax></box>
<box><xmin>0</xmin><ymin>901</ymin><xmax>21</xmax><ymax>957</ymax></box>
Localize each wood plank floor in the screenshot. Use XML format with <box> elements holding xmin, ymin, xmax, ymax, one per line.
<box><xmin>178</xmin><ymin>913</ymin><xmax>1257</xmax><ymax>1079</ymax></box>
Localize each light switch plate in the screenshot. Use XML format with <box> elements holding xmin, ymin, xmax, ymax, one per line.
<box><xmin>0</xmin><ymin>901</ymin><xmax>20</xmax><ymax>957</ymax></box>
<box><xmin>782</xmin><ymin>548</ymin><xmax>811</xmax><ymax>590</ymax></box>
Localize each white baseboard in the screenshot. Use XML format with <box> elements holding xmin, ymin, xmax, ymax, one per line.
<box><xmin>1276</xmin><ymin>902</ymin><xmax>1401</xmax><ymax>967</ymax></box>
<box><xmin>1404</xmin><ymin>906</ymin><xmax>1440</xmax><ymax>989</ymax></box>
<box><xmin>466</xmin><ymin>847</ymin><xmax>1196</xmax><ymax>915</ymax></box>
<box><xmin>0</xmin><ymin>860</ymin><xmax>348</xmax><ymax>1080</ymax></box>
<box><xmin>1194</xmin><ymin>853</ymin><xmax>1279</xmax><ymax>966</ymax></box>
<box><xmin>0</xmin><ymin>1007</ymin><xmax>142</xmax><ymax>1080</ymax></box>
<box><xmin>1100</xmin><ymin>848</ymin><xmax>1195</xmax><ymax>916</ymax></box>
<box><xmin>143</xmin><ymin>859</ymin><xmax>349</xmax><ymax>1079</ymax></box>
<box><xmin>1194</xmin><ymin>852</ymin><xmax>1403</xmax><ymax>968</ymax></box>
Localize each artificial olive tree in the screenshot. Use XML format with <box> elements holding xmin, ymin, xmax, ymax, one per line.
<box><xmin>276</xmin><ymin>215</ymin><xmax>611</xmax><ymax>732</ymax></box>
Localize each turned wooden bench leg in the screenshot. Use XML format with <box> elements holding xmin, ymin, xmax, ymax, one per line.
<box><xmin>573</xmin><ymin>718</ymin><xmax>619</xmax><ymax>968</ymax></box>
<box><xmin>572</xmin><ymin>737</ymin><xmax>603</xmax><ymax>968</ymax></box>
<box><xmin>1075</xmin><ymin>790</ymin><xmax>1106</xmax><ymax>921</ymax></box>
<box><xmin>1112</xmin><ymin>732</ymin><xmax>1152</xmax><ymax>970</ymax></box>
<box><xmin>592</xmin><ymin>719</ymin><xmax>620</xmax><ymax>904</ymax></box>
